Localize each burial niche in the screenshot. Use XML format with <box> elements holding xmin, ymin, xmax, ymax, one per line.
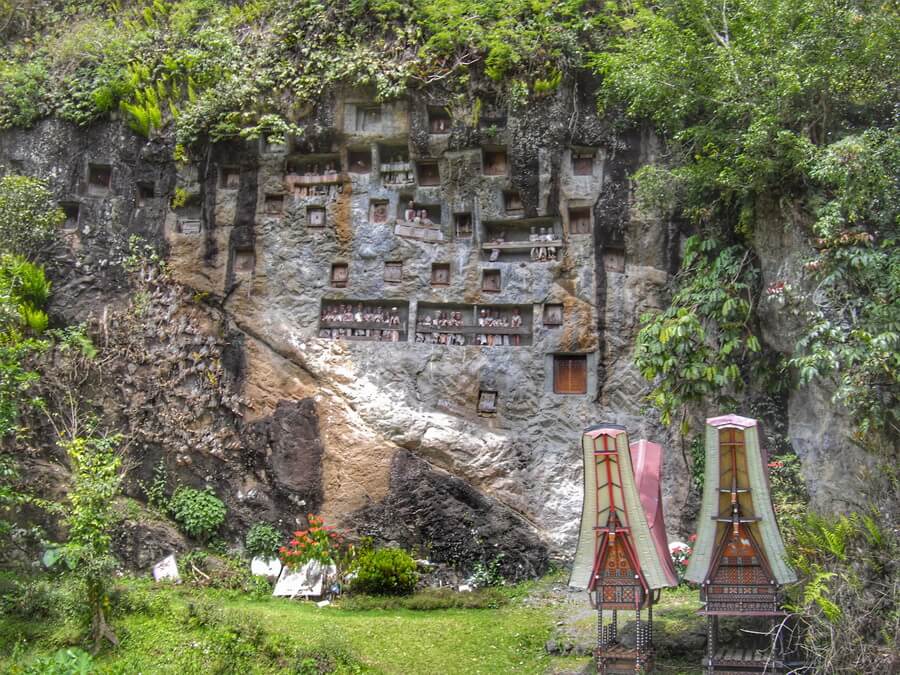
<box><xmin>477</xmin><ymin>390</ymin><xmax>498</xmax><ymax>415</ymax></box>
<box><xmin>603</xmin><ymin>244</ymin><xmax>625</xmax><ymax>273</ymax></box>
<box><xmin>543</xmin><ymin>304</ymin><xmax>564</xmax><ymax>326</ymax></box>
<box><xmin>284</xmin><ymin>156</ymin><xmax>341</xmax><ymax>197</ymax></box>
<box><xmin>175</xmin><ymin>195</ymin><xmax>202</xmax><ymax>235</ymax></box>
<box><xmin>384</xmin><ymin>261</ymin><xmax>402</xmax><ymax>283</ymax></box>
<box><xmin>415</xmin><ymin>303</ymin><xmax>531</xmax><ymax>347</ymax></box>
<box><xmin>454</xmin><ymin>213</ymin><xmax>473</xmax><ymax>238</ymax></box>
<box><xmin>348</xmin><ymin>148</ymin><xmax>372</xmax><ymax>174</ymax></box>
<box><xmin>233</xmin><ymin>247</ymin><xmax>255</xmax><ymax>277</ymax></box>
<box><xmin>572</xmin><ymin>149</ymin><xmax>595</xmax><ymax>176</ymax></box>
<box><xmin>219</xmin><ymin>165</ymin><xmax>241</xmax><ymax>190</ymax></box>
<box><xmin>59</xmin><ymin>202</ymin><xmax>80</xmax><ymax>231</ymax></box>
<box><xmin>370</xmin><ymin>200</ymin><xmax>389</xmax><ymax>224</ymax></box>
<box><xmin>428</xmin><ymin>107</ymin><xmax>451</xmax><ymax>134</ymax></box>
<box><xmin>417</xmin><ymin>161</ymin><xmax>440</xmax><ymax>187</ymax></box>
<box><xmin>355</xmin><ymin>105</ymin><xmax>381</xmax><ymax>132</ymax></box>
<box><xmin>379</xmin><ymin>145</ymin><xmax>413</xmax><ymax>186</ymax></box>
<box><xmin>483</xmin><ymin>218</ymin><xmax>561</xmax><ymax>262</ymax></box>
<box><xmin>264</xmin><ymin>194</ymin><xmax>284</xmax><ymax>216</ymax></box>
<box><xmin>307</xmin><ymin>206</ymin><xmax>326</xmax><ymax>228</ymax></box>
<box><xmin>136</xmin><ymin>182</ymin><xmax>155</xmax><ymax>208</ymax></box>
<box><xmin>318</xmin><ymin>300</ymin><xmax>408</xmax><ymax>342</ymax></box>
<box><xmin>503</xmin><ymin>190</ymin><xmax>524</xmax><ymax>216</ymax></box>
<box><xmin>553</xmin><ymin>354</ymin><xmax>587</xmax><ymax>394</ymax></box>
<box><xmin>483</xmin><ymin>148</ymin><xmax>508</xmax><ymax>176</ymax></box>
<box><xmin>482</xmin><ymin>269</ymin><xmax>501</xmax><ymax>293</ymax></box>
<box><xmin>87</xmin><ymin>163</ymin><xmax>112</xmax><ymax>196</ymax></box>
<box><xmin>431</xmin><ymin>263</ymin><xmax>451</xmax><ymax>286</ymax></box>
<box><xmin>568</xmin><ymin>206</ymin><xmax>591</xmax><ymax>235</ymax></box>
<box><xmin>330</xmin><ymin>263</ymin><xmax>349</xmax><ymax>288</ymax></box>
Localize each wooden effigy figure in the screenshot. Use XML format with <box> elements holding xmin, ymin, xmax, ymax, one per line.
<box><xmin>685</xmin><ymin>415</ymin><xmax>797</xmax><ymax>673</ymax></box>
<box><xmin>571</xmin><ymin>424</ymin><xmax>678</xmax><ymax>673</ymax></box>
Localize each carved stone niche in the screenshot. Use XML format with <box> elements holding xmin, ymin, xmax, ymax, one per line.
<box><xmin>59</xmin><ymin>202</ymin><xmax>80</xmax><ymax>231</ymax></box>
<box><xmin>87</xmin><ymin>163</ymin><xmax>112</xmax><ymax>196</ymax></box>
<box><xmin>477</xmin><ymin>390</ymin><xmax>498</xmax><ymax>415</ymax></box>
<box><xmin>572</xmin><ymin>148</ymin><xmax>596</xmax><ymax>176</ymax></box>
<box><xmin>431</xmin><ymin>263</ymin><xmax>451</xmax><ymax>286</ymax></box>
<box><xmin>568</xmin><ymin>206</ymin><xmax>591</xmax><ymax>235</ymax></box>
<box><xmin>175</xmin><ymin>196</ymin><xmax>202</xmax><ymax>235</ymax></box>
<box><xmin>348</xmin><ymin>148</ymin><xmax>372</xmax><ymax>174</ymax></box>
<box><xmin>330</xmin><ymin>262</ymin><xmax>349</xmax><ymax>288</ymax></box>
<box><xmin>307</xmin><ymin>205</ymin><xmax>326</xmax><ymax>228</ymax></box>
<box><xmin>264</xmin><ymin>194</ymin><xmax>284</xmax><ymax>215</ymax></box>
<box><xmin>379</xmin><ymin>144</ymin><xmax>413</xmax><ymax>186</ymax></box>
<box><xmin>417</xmin><ymin>161</ymin><xmax>441</xmax><ymax>187</ymax></box>
<box><xmin>233</xmin><ymin>247</ymin><xmax>255</xmax><ymax>276</ymax></box>
<box><xmin>136</xmin><ymin>181</ymin><xmax>155</xmax><ymax>208</ymax></box>
<box><xmin>543</xmin><ymin>303</ymin><xmax>564</xmax><ymax>326</ymax></box>
<box><xmin>483</xmin><ymin>148</ymin><xmax>508</xmax><ymax>176</ymax></box>
<box><xmin>482</xmin><ymin>269</ymin><xmax>501</xmax><ymax>293</ymax></box>
<box><xmin>219</xmin><ymin>165</ymin><xmax>241</xmax><ymax>190</ymax></box>
<box><xmin>503</xmin><ymin>190</ymin><xmax>524</xmax><ymax>215</ymax></box>
<box><xmin>428</xmin><ymin>107</ymin><xmax>451</xmax><ymax>134</ymax></box>
<box><xmin>370</xmin><ymin>199</ymin><xmax>389</xmax><ymax>224</ymax></box>
<box><xmin>384</xmin><ymin>261</ymin><xmax>402</xmax><ymax>283</ymax></box>
<box><xmin>454</xmin><ymin>213</ymin><xmax>473</xmax><ymax>238</ymax></box>
<box><xmin>603</xmin><ymin>244</ymin><xmax>625</xmax><ymax>273</ymax></box>
<box><xmin>355</xmin><ymin>105</ymin><xmax>381</xmax><ymax>132</ymax></box>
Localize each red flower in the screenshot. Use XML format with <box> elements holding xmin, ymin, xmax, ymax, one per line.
<box><xmin>689</xmin><ymin>534</ymin><xmax>697</xmax><ymax>543</ymax></box>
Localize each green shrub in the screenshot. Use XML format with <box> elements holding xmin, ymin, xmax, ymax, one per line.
<box><xmin>0</xmin><ymin>176</ymin><xmax>62</xmax><ymax>260</ymax></box>
<box><xmin>168</xmin><ymin>486</ymin><xmax>226</xmax><ymax>541</ymax></box>
<box><xmin>16</xmin><ymin>648</ymin><xmax>94</xmax><ymax>675</ymax></box>
<box><xmin>349</xmin><ymin>547</ymin><xmax>418</xmax><ymax>596</ymax></box>
<box><xmin>245</xmin><ymin>522</ymin><xmax>282</xmax><ymax>560</ymax></box>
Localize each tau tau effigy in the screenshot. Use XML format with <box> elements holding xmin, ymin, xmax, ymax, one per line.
<box><xmin>685</xmin><ymin>414</ymin><xmax>797</xmax><ymax>674</ymax></box>
<box><xmin>570</xmin><ymin>424</ymin><xmax>678</xmax><ymax>674</ymax></box>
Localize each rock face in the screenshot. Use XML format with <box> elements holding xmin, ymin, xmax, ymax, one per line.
<box><xmin>0</xmin><ymin>82</ymin><xmax>864</xmax><ymax>574</ymax></box>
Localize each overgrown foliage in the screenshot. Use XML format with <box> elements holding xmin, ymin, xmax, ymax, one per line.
<box><xmin>350</xmin><ymin>547</ymin><xmax>419</xmax><ymax>596</ymax></box>
<box><xmin>49</xmin><ymin>433</ymin><xmax>125</xmax><ymax>654</ymax></box>
<box><xmin>168</xmin><ymin>486</ymin><xmax>226</xmax><ymax>542</ymax></box>
<box><xmin>244</xmin><ymin>522</ymin><xmax>282</xmax><ymax>560</ymax></box>
<box><xmin>0</xmin><ymin>175</ymin><xmax>62</xmax><ymax>261</ymax></box>
<box><xmin>786</xmin><ymin>480</ymin><xmax>899</xmax><ymax>672</ymax></box>
<box><xmin>634</xmin><ymin>236</ymin><xmax>760</xmax><ymax>428</ymax></box>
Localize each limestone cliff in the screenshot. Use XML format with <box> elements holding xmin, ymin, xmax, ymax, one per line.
<box><xmin>0</xmin><ymin>82</ymin><xmax>867</xmax><ymax>577</ymax></box>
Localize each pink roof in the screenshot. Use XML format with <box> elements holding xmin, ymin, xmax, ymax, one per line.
<box><xmin>584</xmin><ymin>427</ymin><xmax>627</xmax><ymax>439</ymax></box>
<box><xmin>706</xmin><ymin>413</ymin><xmax>757</xmax><ymax>429</ymax></box>
<box><xmin>630</xmin><ymin>439</ymin><xmax>679</xmax><ymax>587</ymax></box>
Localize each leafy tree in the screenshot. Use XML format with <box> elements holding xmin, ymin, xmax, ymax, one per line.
<box><xmin>789</xmin><ymin>129</ymin><xmax>900</xmax><ymax>444</ymax></box>
<box><xmin>0</xmin><ymin>175</ymin><xmax>62</xmax><ymax>260</ymax></box>
<box><xmin>53</xmin><ymin>432</ymin><xmax>124</xmax><ymax>654</ymax></box>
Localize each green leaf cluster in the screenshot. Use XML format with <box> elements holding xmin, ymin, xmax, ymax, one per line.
<box><xmin>634</xmin><ymin>235</ymin><xmax>760</xmax><ymax>427</ymax></box>
<box><xmin>168</xmin><ymin>485</ymin><xmax>227</xmax><ymax>541</ymax></box>
<box><xmin>245</xmin><ymin>522</ymin><xmax>282</xmax><ymax>560</ymax></box>
<box><xmin>350</xmin><ymin>546</ymin><xmax>419</xmax><ymax>596</ymax></box>
<box><xmin>0</xmin><ymin>175</ymin><xmax>62</xmax><ymax>261</ymax></box>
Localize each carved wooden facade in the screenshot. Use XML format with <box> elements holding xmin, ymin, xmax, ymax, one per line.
<box><xmin>571</xmin><ymin>425</ymin><xmax>677</xmax><ymax>673</ymax></box>
<box><xmin>685</xmin><ymin>415</ymin><xmax>797</xmax><ymax>674</ymax></box>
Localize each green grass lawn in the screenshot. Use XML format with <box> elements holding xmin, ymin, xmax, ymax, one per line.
<box><xmin>0</xmin><ymin>574</ymin><xmax>709</xmax><ymax>674</ymax></box>
<box><xmin>0</xmin><ymin>578</ymin><xmax>554</xmax><ymax>674</ymax></box>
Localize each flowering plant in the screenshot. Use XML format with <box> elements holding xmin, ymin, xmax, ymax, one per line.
<box><xmin>278</xmin><ymin>514</ymin><xmax>345</xmax><ymax>570</ymax></box>
<box><xmin>671</xmin><ymin>535</ymin><xmax>695</xmax><ymax>581</ymax></box>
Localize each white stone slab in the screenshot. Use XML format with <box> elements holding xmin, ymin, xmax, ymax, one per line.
<box><xmin>153</xmin><ymin>554</ymin><xmax>180</xmax><ymax>582</ymax></box>
<box><xmin>272</xmin><ymin>559</ymin><xmax>336</xmax><ymax>599</ymax></box>
<box><xmin>251</xmin><ymin>557</ymin><xmax>283</xmax><ymax>578</ymax></box>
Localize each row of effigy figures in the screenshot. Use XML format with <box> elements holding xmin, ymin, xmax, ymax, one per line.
<box><xmin>530</xmin><ymin>226</ymin><xmax>558</xmax><ymax>261</ymax></box>
<box><xmin>319</xmin><ymin>303</ymin><xmax>402</xmax><ymax>341</ymax></box>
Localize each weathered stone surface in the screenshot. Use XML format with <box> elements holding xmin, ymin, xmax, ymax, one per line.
<box><xmin>1</xmin><ymin>80</ymin><xmax>874</xmax><ymax>574</ymax></box>
<box><xmin>355</xmin><ymin>450</ymin><xmax>549</xmax><ymax>580</ymax></box>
